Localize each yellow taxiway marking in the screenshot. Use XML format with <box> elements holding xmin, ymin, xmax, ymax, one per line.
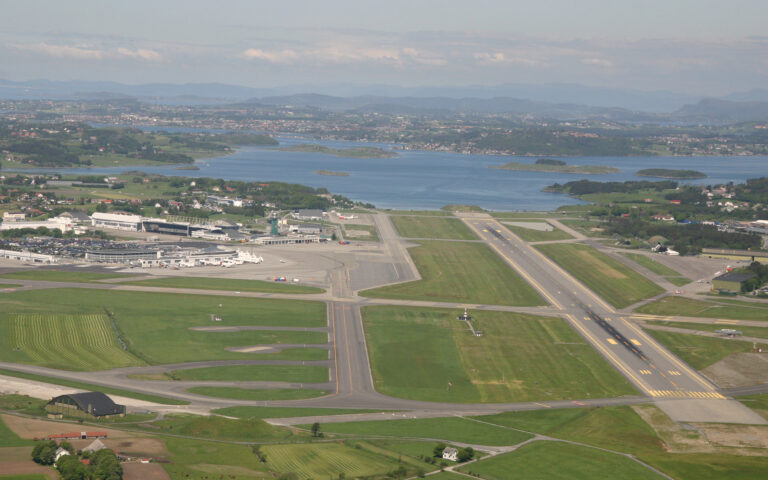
<box><xmin>630</xmin><ymin>339</ymin><xmax>641</xmax><ymax>346</ymax></box>
<box><xmin>604</xmin><ymin>317</ymin><xmax>611</xmax><ymax>322</ymax></box>
<box><xmin>715</xmin><ymin>319</ymin><xmax>740</xmax><ymax>324</ymax></box>
<box><xmin>621</xmin><ymin>318</ymin><xmax>718</xmax><ymax>393</ymax></box>
<box><xmin>566</xmin><ymin>314</ymin><xmax>654</xmax><ymax>395</ymax></box>
<box><xmin>639</xmin><ymin>369</ymin><xmax>652</xmax><ymax>375</ymax></box>
<box><xmin>668</xmin><ymin>370</ymin><xmax>682</xmax><ymax>376</ymax></box>
<box><xmin>649</xmin><ymin>390</ymin><xmax>726</xmax><ymax>399</ymax></box>
<box><xmin>482</xmin><ymin>229</ymin><xmax>488</xmax><ymax>232</ymax></box>
<box><xmin>533</xmin><ymin>402</ymin><xmax>552</xmax><ymax>408</ymax></box>
<box><xmin>607</xmin><ymin>338</ymin><xmax>618</xmax><ymax>345</ymax></box>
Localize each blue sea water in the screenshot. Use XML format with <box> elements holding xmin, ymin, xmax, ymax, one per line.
<box><xmin>14</xmin><ymin>136</ymin><xmax>768</xmax><ymax>211</ymax></box>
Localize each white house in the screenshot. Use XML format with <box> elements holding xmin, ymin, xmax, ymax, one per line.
<box><xmin>54</xmin><ymin>447</ymin><xmax>70</xmax><ymax>464</ymax></box>
<box><xmin>442</xmin><ymin>447</ymin><xmax>458</xmax><ymax>462</ymax></box>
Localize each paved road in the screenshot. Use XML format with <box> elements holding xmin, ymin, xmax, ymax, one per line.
<box><xmin>457</xmin><ymin>214</ymin><xmax>765</xmax><ymax>424</ymax></box>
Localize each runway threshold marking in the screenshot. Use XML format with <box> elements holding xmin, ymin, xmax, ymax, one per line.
<box><xmin>621</xmin><ymin>317</ymin><xmax>718</xmax><ymax>392</ymax></box>
<box><xmin>639</xmin><ymin>369</ymin><xmax>652</xmax><ymax>375</ymax></box>
<box><xmin>566</xmin><ymin>314</ymin><xmax>654</xmax><ymax>395</ymax></box>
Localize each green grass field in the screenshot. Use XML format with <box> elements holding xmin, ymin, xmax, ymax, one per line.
<box><xmin>305</xmin><ymin>416</ymin><xmax>532</xmax><ymax>446</ymax></box>
<box><xmin>263</xmin><ymin>442</ymin><xmax>402</xmax><ymax>479</ymax></box>
<box><xmin>502</xmin><ymin>223</ymin><xmax>573</xmax><ymax>242</ymax></box>
<box><xmin>0</xmin><ymin>475</ymin><xmax>49</xmax><ymax>480</ymax></box>
<box><xmin>386</xmin><ymin>210</ymin><xmax>450</xmax><ymax>216</ymax></box>
<box><xmin>636</xmin><ymin>296</ymin><xmax>768</xmax><ymax>321</ymax></box>
<box><xmin>7</xmin><ymin>313</ymin><xmax>143</xmax><ymax>371</ymax></box>
<box><xmin>171</xmin><ymin>365</ymin><xmax>329</xmax><ymax>383</ymax></box>
<box><xmin>361</xmin><ymin>241</ymin><xmax>544</xmax><ymax>306</ymax></box>
<box><xmin>0</xmin><ymin>368</ymin><xmax>188</xmax><ymax>405</ymax></box>
<box><xmin>738</xmin><ymin>393</ymin><xmax>768</xmax><ymax>420</ymax></box>
<box><xmin>0</xmin><ymin>270</ymin><xmax>133</xmax><ymax>283</ymax></box>
<box><xmin>0</xmin><ymin>289</ymin><xmax>327</xmax><ymax>367</ymax></box>
<box><xmin>390</xmin><ymin>215</ymin><xmax>478</xmax><ymax>240</ymax></box>
<box><xmin>362</xmin><ymin>306</ymin><xmax>636</xmax><ymax>403</ymax></box>
<box><xmin>123</xmin><ymin>276</ymin><xmax>324</xmax><ymax>294</ymax></box>
<box><xmin>536</xmin><ymin>243</ymin><xmax>664</xmax><ymax>308</ymax></box>
<box><xmin>146</xmin><ymin>414</ymin><xmax>297</xmax><ymax>442</ymax></box>
<box><xmin>646</xmin><ymin>320</ymin><xmax>768</xmax><ymax>339</ymax></box>
<box><xmin>458</xmin><ymin>441</ymin><xmax>664</xmax><ymax>480</ymax></box>
<box><xmin>161</xmin><ymin>437</ymin><xmax>271</xmax><ymax>479</ymax></box>
<box><xmin>644</xmin><ymin>330</ymin><xmax>755</xmax><ymax>369</ymax></box>
<box><xmin>620</xmin><ymin>252</ymin><xmax>691</xmax><ymax>286</ymax></box>
<box><xmin>186</xmin><ymin>387</ymin><xmax>328</xmax><ymax>401</ymax></box>
<box><xmin>212</xmin><ymin>406</ymin><xmax>383</xmax><ymax>419</ymax></box>
<box><xmin>0</xmin><ymin>416</ymin><xmax>31</xmax><ymax>447</ymax></box>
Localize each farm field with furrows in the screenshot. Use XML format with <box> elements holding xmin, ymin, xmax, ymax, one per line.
<box><xmin>261</xmin><ymin>443</ymin><xmax>402</xmax><ymax>480</ymax></box>
<box><xmin>6</xmin><ymin>314</ymin><xmax>142</xmax><ymax>370</ymax></box>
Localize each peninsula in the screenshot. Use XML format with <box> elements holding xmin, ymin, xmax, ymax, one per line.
<box><xmin>492</xmin><ymin>158</ymin><xmax>619</xmax><ymax>174</ymax></box>
<box><xmin>315</xmin><ymin>170</ymin><xmax>350</xmax><ymax>176</ymax></box>
<box><xmin>635</xmin><ymin>168</ymin><xmax>707</xmax><ymax>179</ymax></box>
<box><xmin>280</xmin><ymin>144</ymin><xmax>397</xmax><ymax>159</ymax></box>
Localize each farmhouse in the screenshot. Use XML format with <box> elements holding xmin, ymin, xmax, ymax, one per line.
<box><xmin>442</xmin><ymin>447</ymin><xmax>458</xmax><ymax>462</ymax></box>
<box><xmin>46</xmin><ymin>392</ymin><xmax>126</xmax><ymax>419</ymax></box>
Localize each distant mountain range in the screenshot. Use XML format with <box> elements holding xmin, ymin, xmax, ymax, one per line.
<box><xmin>2</xmin><ymin>78</ymin><xmax>768</xmax><ymax>123</ymax></box>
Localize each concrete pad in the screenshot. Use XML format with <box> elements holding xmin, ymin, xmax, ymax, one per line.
<box><xmin>502</xmin><ymin>221</ymin><xmax>553</xmax><ymax>231</ymax></box>
<box><xmin>655</xmin><ymin>399</ymin><xmax>768</xmax><ymax>425</ymax></box>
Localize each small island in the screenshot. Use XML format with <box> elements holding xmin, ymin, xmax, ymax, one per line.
<box><xmin>491</xmin><ymin>158</ymin><xmax>619</xmax><ymax>174</ymax></box>
<box><xmin>635</xmin><ymin>168</ymin><xmax>707</xmax><ymax>179</ymax></box>
<box><xmin>175</xmin><ymin>165</ymin><xmax>200</xmax><ymax>170</ymax></box>
<box><xmin>315</xmin><ymin>170</ymin><xmax>350</xmax><ymax>176</ymax></box>
<box><xmin>280</xmin><ymin>144</ymin><xmax>397</xmax><ymax>159</ymax></box>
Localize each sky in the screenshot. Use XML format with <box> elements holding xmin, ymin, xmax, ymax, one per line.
<box><xmin>2</xmin><ymin>0</ymin><xmax>767</xmax><ymax>96</ymax></box>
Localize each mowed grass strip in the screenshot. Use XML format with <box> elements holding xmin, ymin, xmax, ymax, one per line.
<box><xmin>458</xmin><ymin>441</ymin><xmax>665</xmax><ymax>480</ymax></box>
<box><xmin>390</xmin><ymin>215</ymin><xmax>478</xmax><ymax>240</ymax></box>
<box><xmin>171</xmin><ymin>365</ymin><xmax>329</xmax><ymax>383</ymax></box>
<box><xmin>0</xmin><ymin>289</ymin><xmax>327</xmax><ymax>366</ymax></box>
<box><xmin>122</xmin><ymin>276</ymin><xmax>324</xmax><ymax>294</ymax></box>
<box><xmin>361</xmin><ymin>241</ymin><xmax>544</xmax><ymax>306</ymax></box>
<box><xmin>646</xmin><ymin>320</ymin><xmax>768</xmax><ymax>340</ymax></box>
<box><xmin>536</xmin><ymin>243</ymin><xmax>664</xmax><ymax>308</ymax></box>
<box><xmin>7</xmin><ymin>314</ymin><xmax>142</xmax><ymax>371</ymax></box>
<box><xmin>643</xmin><ymin>330</ymin><xmax>755</xmax><ymax>370</ymax></box>
<box><xmin>307</xmin><ymin>416</ymin><xmax>532</xmax><ymax>446</ymax></box>
<box><xmin>362</xmin><ymin>306</ymin><xmax>636</xmax><ymax>403</ymax></box>
<box><xmin>502</xmin><ymin>223</ymin><xmax>573</xmax><ymax>242</ymax></box>
<box><xmin>213</xmin><ymin>406</ymin><xmax>383</xmax><ymax>418</ymax></box>
<box><xmin>0</xmin><ymin>270</ymin><xmax>134</xmax><ymax>283</ymax></box>
<box><xmin>186</xmin><ymin>387</ymin><xmax>327</xmax><ymax>401</ymax></box>
<box><xmin>636</xmin><ymin>295</ymin><xmax>768</xmax><ymax>321</ymax></box>
<box><xmin>262</xmin><ymin>443</ymin><xmax>401</xmax><ymax>480</ymax></box>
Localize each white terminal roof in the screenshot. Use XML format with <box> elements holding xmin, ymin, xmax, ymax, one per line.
<box><xmin>91</xmin><ymin>212</ymin><xmax>142</xmax><ymax>223</ymax></box>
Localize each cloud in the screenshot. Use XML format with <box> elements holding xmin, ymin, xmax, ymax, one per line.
<box><xmin>117</xmin><ymin>47</ymin><xmax>163</xmax><ymax>62</ymax></box>
<box><xmin>581</xmin><ymin>57</ymin><xmax>613</xmax><ymax>67</ymax></box>
<box><xmin>243</xmin><ymin>48</ymin><xmax>300</xmax><ymax>64</ymax></box>
<box><xmin>9</xmin><ymin>42</ymin><xmax>104</xmax><ymax>60</ymax></box>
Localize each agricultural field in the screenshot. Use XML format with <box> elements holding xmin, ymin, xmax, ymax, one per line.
<box><xmin>0</xmin><ymin>417</ymin><xmax>31</xmax><ymax>447</ymax></box>
<box><xmin>123</xmin><ymin>276</ymin><xmax>324</xmax><ymax>293</ymax></box>
<box><xmin>620</xmin><ymin>253</ymin><xmax>690</xmax><ymax>286</ymax></box>
<box><xmin>0</xmin><ymin>475</ymin><xmax>49</xmax><ymax>480</ymax></box>
<box><xmin>262</xmin><ymin>443</ymin><xmax>402</xmax><ymax>480</ymax></box>
<box><xmin>0</xmin><ymin>270</ymin><xmax>133</xmax><ymax>283</ymax></box>
<box><xmin>501</xmin><ymin>223</ymin><xmax>573</xmax><ymax>242</ymax></box>
<box><xmin>361</xmin><ymin>241</ymin><xmax>544</xmax><ymax>306</ymax></box>
<box><xmin>0</xmin><ymin>289</ymin><xmax>327</xmax><ymax>367</ymax></box>
<box><xmin>162</xmin><ymin>437</ymin><xmax>271</xmax><ymax>479</ymax></box>
<box><xmin>643</xmin><ymin>330</ymin><xmax>755</xmax><ymax>370</ymax></box>
<box><xmin>170</xmin><ymin>365</ymin><xmax>328</xmax><ymax>383</ymax></box>
<box><xmin>536</xmin><ymin>243</ymin><xmax>664</xmax><ymax>308</ymax></box>
<box><xmin>458</xmin><ymin>441</ymin><xmax>665</xmax><ymax>480</ymax></box>
<box><xmin>636</xmin><ymin>296</ymin><xmax>768</xmax><ymax>321</ymax></box>
<box><xmin>304</xmin><ymin>416</ymin><xmax>532</xmax><ymax>446</ymax></box>
<box><xmin>362</xmin><ymin>306</ymin><xmax>636</xmax><ymax>403</ymax></box>
<box><xmin>6</xmin><ymin>313</ymin><xmax>143</xmax><ymax>370</ymax></box>
<box><xmin>390</xmin><ymin>215</ymin><xmax>478</xmax><ymax>240</ymax></box>
<box><xmin>186</xmin><ymin>387</ymin><xmax>328</xmax><ymax>401</ymax></box>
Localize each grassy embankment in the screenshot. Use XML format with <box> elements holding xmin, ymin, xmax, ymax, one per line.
<box><xmin>0</xmin><ymin>289</ymin><xmax>328</xmax><ymax>368</ymax></box>
<box><xmin>501</xmin><ymin>223</ymin><xmax>573</xmax><ymax>242</ymax></box>
<box><xmin>636</xmin><ymin>296</ymin><xmax>768</xmax><ymax>321</ymax></box>
<box><xmin>535</xmin><ymin>243</ymin><xmax>664</xmax><ymax>308</ymax></box>
<box><xmin>361</xmin><ymin>240</ymin><xmax>545</xmax><ymax>306</ymax></box>
<box><xmin>390</xmin><ymin>215</ymin><xmax>478</xmax><ymax>240</ymax></box>
<box><xmin>620</xmin><ymin>252</ymin><xmax>690</xmax><ymax>286</ymax></box>
<box><xmin>362</xmin><ymin>306</ymin><xmax>637</xmax><ymax>403</ymax></box>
